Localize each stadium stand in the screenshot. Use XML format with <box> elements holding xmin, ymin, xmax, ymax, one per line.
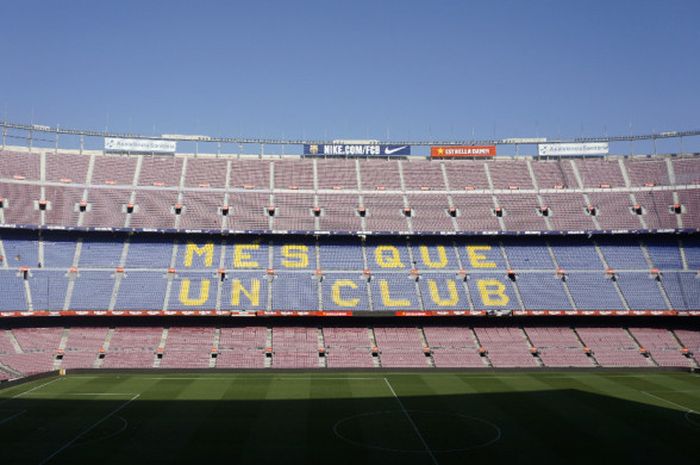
<box><xmin>0</xmin><ymin>145</ymin><xmax>698</xmax><ymax>377</ymax></box>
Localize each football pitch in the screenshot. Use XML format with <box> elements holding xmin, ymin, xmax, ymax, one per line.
<box><xmin>1</xmin><ymin>371</ymin><xmax>699</xmax><ymax>465</ymax></box>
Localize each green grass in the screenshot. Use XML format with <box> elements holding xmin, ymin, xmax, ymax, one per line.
<box><xmin>1</xmin><ymin>370</ymin><xmax>700</xmax><ymax>464</ymax></box>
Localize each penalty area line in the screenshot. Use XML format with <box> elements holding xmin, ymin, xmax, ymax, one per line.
<box><xmin>641</xmin><ymin>390</ymin><xmax>700</xmax><ymax>427</ymax></box>
<box><xmin>0</xmin><ymin>377</ymin><xmax>63</xmax><ymax>407</ymax></box>
<box><xmin>384</xmin><ymin>377</ymin><xmax>439</xmax><ymax>465</ymax></box>
<box><xmin>38</xmin><ymin>393</ymin><xmax>140</xmax><ymax>465</ymax></box>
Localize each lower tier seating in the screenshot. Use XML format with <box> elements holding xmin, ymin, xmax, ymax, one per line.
<box><xmin>1</xmin><ymin>324</ymin><xmax>697</xmax><ymax>379</ymax></box>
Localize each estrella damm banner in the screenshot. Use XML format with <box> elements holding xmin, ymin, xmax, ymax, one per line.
<box><xmin>431</xmin><ymin>145</ymin><xmax>496</xmax><ymax>158</ymax></box>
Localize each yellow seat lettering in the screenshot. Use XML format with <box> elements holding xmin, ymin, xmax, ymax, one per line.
<box><xmin>467</xmin><ymin>245</ymin><xmax>496</xmax><ymax>269</ymax></box>
<box><xmin>375</xmin><ymin>246</ymin><xmax>405</xmax><ymax>268</ymax></box>
<box><xmin>184</xmin><ymin>243</ymin><xmax>214</xmax><ymax>268</ymax></box>
<box><xmin>331</xmin><ymin>279</ymin><xmax>359</xmax><ymax>307</ymax></box>
<box><xmin>477</xmin><ymin>279</ymin><xmax>509</xmax><ymax>306</ymax></box>
<box><xmin>231</xmin><ymin>279</ymin><xmax>260</xmax><ymax>307</ymax></box>
<box><xmin>234</xmin><ymin>244</ymin><xmax>260</xmax><ymax>268</ymax></box>
<box><xmin>420</xmin><ymin>245</ymin><xmax>448</xmax><ymax>269</ymax></box>
<box><xmin>379</xmin><ymin>280</ymin><xmax>411</xmax><ymax>307</ymax></box>
<box><xmin>281</xmin><ymin>245</ymin><xmax>309</xmax><ymax>268</ymax></box>
<box><xmin>178</xmin><ymin>279</ymin><xmax>210</xmax><ymax>306</ymax></box>
<box><xmin>427</xmin><ymin>279</ymin><xmax>459</xmax><ymax>306</ymax></box>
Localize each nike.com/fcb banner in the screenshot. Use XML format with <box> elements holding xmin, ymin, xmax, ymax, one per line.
<box><xmin>431</xmin><ymin>145</ymin><xmax>496</xmax><ymax>158</ymax></box>
<box><xmin>303</xmin><ymin>144</ymin><xmax>411</xmax><ymax>157</ymax></box>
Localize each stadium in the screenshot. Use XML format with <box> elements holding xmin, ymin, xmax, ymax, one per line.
<box><xmin>2</xmin><ymin>2</ymin><xmax>700</xmax><ymax>464</ymax></box>
<box><xmin>1</xmin><ymin>121</ymin><xmax>699</xmax><ymax>463</ymax></box>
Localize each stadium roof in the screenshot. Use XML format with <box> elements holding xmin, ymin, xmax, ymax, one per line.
<box><xmin>2</xmin><ymin>120</ymin><xmax>699</xmax><ymax>147</ymax></box>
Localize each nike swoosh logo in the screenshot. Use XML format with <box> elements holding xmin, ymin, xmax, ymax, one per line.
<box><xmin>384</xmin><ymin>145</ymin><xmax>408</xmax><ymax>155</ymax></box>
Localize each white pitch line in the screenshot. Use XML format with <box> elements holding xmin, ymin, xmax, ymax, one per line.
<box><xmin>0</xmin><ymin>377</ymin><xmax>62</xmax><ymax>407</ymax></box>
<box><xmin>38</xmin><ymin>393</ymin><xmax>140</xmax><ymax>465</ymax></box>
<box><xmin>0</xmin><ymin>409</ymin><xmax>26</xmax><ymax>426</ymax></box>
<box><xmin>384</xmin><ymin>377</ymin><xmax>439</xmax><ymax>465</ymax></box>
<box><xmin>641</xmin><ymin>390</ymin><xmax>698</xmax><ymax>413</ymax></box>
<box><xmin>641</xmin><ymin>390</ymin><xmax>700</xmax><ymax>427</ymax></box>
<box><xmin>141</xmin><ymin>376</ymin><xmax>377</xmax><ymax>380</ymax></box>
<box><xmin>643</xmin><ymin>389</ymin><xmax>700</xmax><ymax>394</ymax></box>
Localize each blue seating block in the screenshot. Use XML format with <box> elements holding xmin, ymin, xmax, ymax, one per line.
<box><xmin>271</xmin><ymin>273</ymin><xmax>318</xmax><ymax>311</ymax></box>
<box><xmin>516</xmin><ymin>273</ymin><xmax>572</xmax><ymax>310</ymax></box>
<box><xmin>0</xmin><ymin>270</ymin><xmax>27</xmax><ymax>310</ymax></box>
<box><xmin>69</xmin><ymin>271</ymin><xmax>115</xmax><ymax>310</ymax></box>
<box><xmin>566</xmin><ymin>273</ymin><xmax>625</xmax><ymax>310</ymax></box>
<box><xmin>116</xmin><ymin>271</ymin><xmax>168</xmax><ymax>310</ymax></box>
<box><xmin>615</xmin><ymin>272</ymin><xmax>668</xmax><ymax>310</ymax></box>
<box><xmin>318</xmin><ymin>237</ymin><xmax>365</xmax><ymax>270</ymax></box>
<box><xmin>30</xmin><ymin>271</ymin><xmax>69</xmax><ymax>310</ymax></box>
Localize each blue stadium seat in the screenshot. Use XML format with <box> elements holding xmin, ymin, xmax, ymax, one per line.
<box><xmin>516</xmin><ymin>273</ymin><xmax>572</xmax><ymax>310</ymax></box>
<box><xmin>501</xmin><ymin>239</ymin><xmax>555</xmax><ymax>269</ymax></box>
<box><xmin>549</xmin><ymin>238</ymin><xmax>603</xmax><ymax>270</ymax></box>
<box><xmin>126</xmin><ymin>237</ymin><xmax>173</xmax><ymax>268</ymax></box>
<box><xmin>596</xmin><ymin>237</ymin><xmax>648</xmax><ymax>270</ymax></box>
<box><xmin>318</xmin><ymin>237</ymin><xmax>365</xmax><ymax>271</ymax></box>
<box><xmin>615</xmin><ymin>272</ymin><xmax>668</xmax><ymax>310</ymax></box>
<box><xmin>645</xmin><ymin>236</ymin><xmax>684</xmax><ymax>269</ymax></box>
<box><xmin>68</xmin><ymin>271</ymin><xmax>115</xmax><ymax>309</ymax></box>
<box><xmin>117</xmin><ymin>271</ymin><xmax>168</xmax><ymax>310</ymax></box>
<box><xmin>42</xmin><ymin>234</ymin><xmax>77</xmax><ymax>268</ymax></box>
<box><xmin>79</xmin><ymin>237</ymin><xmax>123</xmax><ymax>268</ymax></box>
<box><xmin>271</xmin><ymin>273</ymin><xmax>318</xmax><ymax>310</ymax></box>
<box><xmin>1</xmin><ymin>233</ymin><xmax>39</xmax><ymax>268</ymax></box>
<box><xmin>566</xmin><ymin>273</ymin><xmax>625</xmax><ymax>310</ymax></box>
<box><xmin>0</xmin><ymin>270</ymin><xmax>27</xmax><ymax>310</ymax></box>
<box><xmin>662</xmin><ymin>272</ymin><xmax>700</xmax><ymax>310</ymax></box>
<box><xmin>683</xmin><ymin>236</ymin><xmax>700</xmax><ymax>270</ymax></box>
<box><xmin>30</xmin><ymin>271</ymin><xmax>69</xmax><ymax>310</ymax></box>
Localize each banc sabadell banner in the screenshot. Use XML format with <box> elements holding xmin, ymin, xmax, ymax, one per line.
<box><xmin>303</xmin><ymin>144</ymin><xmax>411</xmax><ymax>157</ymax></box>
<box><xmin>105</xmin><ymin>137</ymin><xmax>177</xmax><ymax>154</ymax></box>
<box><xmin>538</xmin><ymin>142</ymin><xmax>609</xmax><ymax>156</ymax></box>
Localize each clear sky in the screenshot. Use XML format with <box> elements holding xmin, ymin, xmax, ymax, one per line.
<box><xmin>1</xmin><ymin>0</ymin><xmax>699</xmax><ymax>151</ymax></box>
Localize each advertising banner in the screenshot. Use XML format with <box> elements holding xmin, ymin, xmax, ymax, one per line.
<box><xmin>431</xmin><ymin>145</ymin><xmax>496</xmax><ymax>158</ymax></box>
<box><xmin>105</xmin><ymin>137</ymin><xmax>177</xmax><ymax>154</ymax></box>
<box><xmin>303</xmin><ymin>144</ymin><xmax>411</xmax><ymax>157</ymax></box>
<box><xmin>538</xmin><ymin>142</ymin><xmax>609</xmax><ymax>156</ymax></box>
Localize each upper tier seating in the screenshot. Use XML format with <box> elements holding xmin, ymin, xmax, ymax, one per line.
<box><xmin>1</xmin><ymin>151</ymin><xmax>697</xmax><ymax>234</ymax></box>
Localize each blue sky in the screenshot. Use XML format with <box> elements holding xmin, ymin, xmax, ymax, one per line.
<box><xmin>1</xmin><ymin>0</ymin><xmax>698</xmax><ymax>151</ymax></box>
